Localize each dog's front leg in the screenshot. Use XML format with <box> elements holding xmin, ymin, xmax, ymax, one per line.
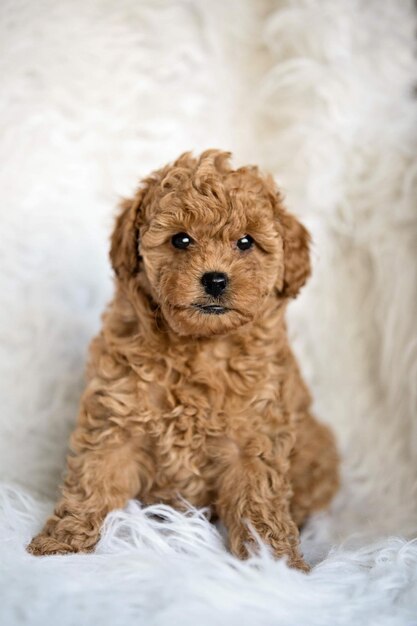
<box><xmin>27</xmin><ymin>428</ymin><xmax>147</xmax><ymax>556</ymax></box>
<box><xmin>28</xmin><ymin>442</ymin><xmax>147</xmax><ymax>556</ymax></box>
<box><xmin>211</xmin><ymin>434</ymin><xmax>309</xmax><ymax>571</ymax></box>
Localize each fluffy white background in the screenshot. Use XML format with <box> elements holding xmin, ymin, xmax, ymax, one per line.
<box><xmin>0</xmin><ymin>0</ymin><xmax>416</xmax><ymax>624</ymax></box>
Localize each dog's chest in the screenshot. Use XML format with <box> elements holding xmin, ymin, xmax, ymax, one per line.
<box><xmin>140</xmin><ymin>338</ymin><xmax>283</xmax><ymax>505</ymax></box>
<box><xmin>145</xmin><ymin>338</ymin><xmax>283</xmax><ymax>441</ymax></box>
<box><xmin>134</xmin><ymin>334</ymin><xmax>291</xmax><ymax>507</ymax></box>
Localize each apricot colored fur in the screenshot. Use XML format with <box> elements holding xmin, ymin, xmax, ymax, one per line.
<box><xmin>28</xmin><ymin>150</ymin><xmax>339</xmax><ymax>570</ymax></box>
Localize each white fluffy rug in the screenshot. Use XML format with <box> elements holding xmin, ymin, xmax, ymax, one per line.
<box><xmin>1</xmin><ymin>0</ymin><xmax>416</xmax><ymax>624</ymax></box>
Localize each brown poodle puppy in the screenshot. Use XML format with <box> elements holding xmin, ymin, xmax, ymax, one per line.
<box><xmin>28</xmin><ymin>150</ymin><xmax>339</xmax><ymax>570</ymax></box>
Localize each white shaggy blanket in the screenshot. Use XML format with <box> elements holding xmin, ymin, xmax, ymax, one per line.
<box><xmin>1</xmin><ymin>1</ymin><xmax>416</xmax><ymax>624</ymax></box>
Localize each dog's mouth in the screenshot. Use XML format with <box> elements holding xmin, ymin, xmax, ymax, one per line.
<box><xmin>164</xmin><ymin>301</ymin><xmax>253</xmax><ymax>335</ymax></box>
<box><xmin>192</xmin><ymin>303</ymin><xmax>230</xmax><ymax>315</ymax></box>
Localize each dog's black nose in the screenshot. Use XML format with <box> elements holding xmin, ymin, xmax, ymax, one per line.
<box><xmin>201</xmin><ymin>272</ymin><xmax>228</xmax><ymax>297</ymax></box>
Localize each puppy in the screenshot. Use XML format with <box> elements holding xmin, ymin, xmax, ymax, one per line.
<box><xmin>28</xmin><ymin>150</ymin><xmax>339</xmax><ymax>570</ymax></box>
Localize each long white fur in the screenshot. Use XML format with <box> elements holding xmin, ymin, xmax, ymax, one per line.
<box><xmin>0</xmin><ymin>0</ymin><xmax>416</xmax><ymax>623</ymax></box>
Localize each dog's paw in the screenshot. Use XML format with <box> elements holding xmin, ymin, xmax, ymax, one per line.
<box><xmin>27</xmin><ymin>533</ymin><xmax>77</xmax><ymax>556</ymax></box>
<box><xmin>229</xmin><ymin>527</ymin><xmax>310</xmax><ymax>572</ymax></box>
<box><xmin>287</xmin><ymin>555</ymin><xmax>311</xmax><ymax>573</ymax></box>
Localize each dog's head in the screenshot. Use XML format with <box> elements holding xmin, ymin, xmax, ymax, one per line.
<box><xmin>110</xmin><ymin>150</ymin><xmax>310</xmax><ymax>337</ymax></box>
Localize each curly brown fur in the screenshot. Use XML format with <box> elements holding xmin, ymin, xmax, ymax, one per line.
<box><xmin>28</xmin><ymin>150</ymin><xmax>339</xmax><ymax>571</ymax></box>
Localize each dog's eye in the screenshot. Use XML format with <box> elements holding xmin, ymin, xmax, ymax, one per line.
<box><xmin>236</xmin><ymin>235</ymin><xmax>254</xmax><ymax>251</ymax></box>
<box><xmin>171</xmin><ymin>232</ymin><xmax>193</xmax><ymax>249</ymax></box>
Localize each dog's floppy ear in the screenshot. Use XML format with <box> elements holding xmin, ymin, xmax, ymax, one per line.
<box><xmin>110</xmin><ymin>191</ymin><xmax>144</xmax><ymax>279</ymax></box>
<box><xmin>273</xmin><ymin>198</ymin><xmax>311</xmax><ymax>299</ymax></box>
